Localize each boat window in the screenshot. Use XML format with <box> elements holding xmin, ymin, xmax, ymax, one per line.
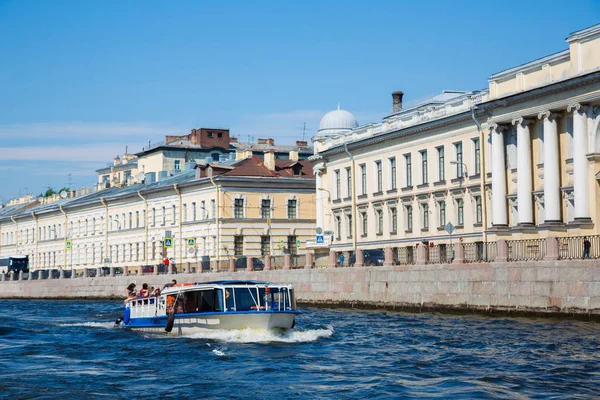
<box><xmin>233</xmin><ymin>287</ymin><xmax>259</xmax><ymax>311</ymax></box>
<box><xmin>181</xmin><ymin>289</ymin><xmax>224</xmax><ymax>313</ymax></box>
<box><xmin>225</xmin><ymin>289</ymin><xmax>235</xmax><ymax>311</ymax></box>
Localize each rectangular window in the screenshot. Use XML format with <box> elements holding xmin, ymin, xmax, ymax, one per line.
<box><xmin>407</xmin><ymin>205</ymin><xmax>413</xmax><ymax>231</ymax></box>
<box><xmin>361</xmin><ymin>212</ymin><xmax>368</xmax><ymax>236</ymax></box>
<box><xmin>335</xmin><ymin>216</ymin><xmax>341</xmax><ymax>238</ymax></box>
<box><xmin>377</xmin><ymin>209</ymin><xmax>383</xmax><ymax>234</ymax></box>
<box><xmin>136</xmin><ymin>211</ymin><xmax>140</xmax><ymax>228</ymax></box>
<box><xmin>391</xmin><ymin>207</ymin><xmax>397</xmax><ymax>232</ymax></box>
<box><xmin>420</xmin><ymin>150</ymin><xmax>428</xmax><ymax>184</ymax></box>
<box><xmin>475</xmin><ymin>196</ymin><xmax>482</xmax><ymax>224</ymax></box>
<box><xmin>455</xmin><ymin>142</ymin><xmax>463</xmax><ymax>178</ymax></box>
<box><xmin>375</xmin><ymin>161</ymin><xmax>382</xmax><ymax>192</ymax></box>
<box><xmin>347</xmin><ymin>214</ymin><xmax>353</xmax><ymax>238</ymax></box>
<box><xmin>183</xmin><ymin>204</ymin><xmax>187</xmax><ymax>222</ymax></box>
<box><xmin>152</xmin><ymin>209</ymin><xmax>156</xmax><ymax>226</ymax></box>
<box><xmin>335</xmin><ymin>170</ymin><xmax>341</xmax><ymax>199</ymax></box>
<box><xmin>405</xmin><ymin>154</ymin><xmax>412</xmax><ymax>187</ymax></box>
<box><xmin>389</xmin><ymin>157</ymin><xmax>397</xmax><ymax>190</ymax></box>
<box><xmin>437</xmin><ymin>146</ymin><xmax>445</xmax><ymax>181</ymax></box>
<box><xmin>234</xmin><ymin>235</ymin><xmax>243</xmax><ymax>256</ymax></box>
<box><xmin>260</xmin><ymin>236</ymin><xmax>270</xmax><ymax>256</ymax></box>
<box><xmin>439</xmin><ymin>201</ymin><xmax>446</xmax><ymax>227</ymax></box>
<box><xmin>422</xmin><ymin>203</ymin><xmax>429</xmax><ymax>229</ymax></box>
<box><xmin>128</xmin><ymin>212</ymin><xmax>132</xmax><ymax>229</ymax></box>
<box><xmin>161</xmin><ymin>207</ymin><xmax>166</xmax><ymax>225</ymax></box>
<box><xmin>192</xmin><ymin>202</ymin><xmax>197</xmax><ymax>221</ymax></box>
<box><xmin>360</xmin><ymin>164</ymin><xmax>367</xmax><ymax>195</ymax></box>
<box><xmin>171</xmin><ymin>205</ymin><xmax>176</xmax><ymax>225</ymax></box>
<box><xmin>234</xmin><ymin>198</ymin><xmax>244</xmax><ymax>218</ymax></box>
<box><xmin>288</xmin><ymin>236</ymin><xmax>298</xmax><ymax>255</ymax></box>
<box><xmin>287</xmin><ymin>199</ymin><xmax>297</xmax><ymax>219</ymax></box>
<box><xmin>457</xmin><ymin>198</ymin><xmax>464</xmax><ymax>225</ymax></box>
<box><xmin>346</xmin><ymin>167</ymin><xmax>352</xmax><ymax>197</ymax></box>
<box><xmin>211</xmin><ymin>200</ymin><xmax>216</xmax><ymax>219</ymax></box>
<box><xmin>142</xmin><ymin>210</ymin><xmax>146</xmax><ymax>227</ymax></box>
<box><xmin>473</xmin><ymin>138</ymin><xmax>481</xmax><ymax>175</ymax></box>
<box><xmin>261</xmin><ymin>199</ymin><xmax>271</xmax><ymax>219</ymax></box>
<box><xmin>174</xmin><ymin>160</ymin><xmax>181</xmax><ymax>170</ymax></box>
<box><xmin>201</xmin><ymin>200</ymin><xmax>206</xmax><ymax>219</ymax></box>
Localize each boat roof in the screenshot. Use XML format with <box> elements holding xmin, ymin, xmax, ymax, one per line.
<box><xmin>162</xmin><ymin>280</ymin><xmax>292</xmax><ymax>295</ymax></box>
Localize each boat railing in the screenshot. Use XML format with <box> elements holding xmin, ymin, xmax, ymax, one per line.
<box><xmin>127</xmin><ymin>296</ymin><xmax>161</xmax><ymax>318</ymax></box>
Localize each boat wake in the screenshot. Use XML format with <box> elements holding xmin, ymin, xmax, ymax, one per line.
<box><xmin>57</xmin><ymin>321</ymin><xmax>119</xmax><ymax>329</ymax></box>
<box><xmin>183</xmin><ymin>326</ymin><xmax>334</xmax><ymax>344</ymax></box>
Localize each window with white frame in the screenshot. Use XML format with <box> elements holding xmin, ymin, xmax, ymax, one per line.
<box><xmin>335</xmin><ymin>169</ymin><xmax>341</xmax><ymax>199</ymax></box>
<box><xmin>171</xmin><ymin>205</ymin><xmax>176</xmax><ymax>225</ymax></box>
<box><xmin>457</xmin><ymin>198</ymin><xmax>464</xmax><ymax>225</ymax></box>
<box><xmin>346</xmin><ymin>167</ymin><xmax>352</xmax><ymax>197</ymax></box>
<box><xmin>162</xmin><ymin>206</ymin><xmax>166</xmax><ymax>225</ymax></box>
<box><xmin>174</xmin><ymin>160</ymin><xmax>181</xmax><ymax>170</ymax></box>
<box><xmin>474</xmin><ymin>195</ymin><xmax>482</xmax><ymax>224</ymax></box>
<box><xmin>234</xmin><ymin>235</ymin><xmax>243</xmax><ymax>256</ymax></box>
<box><xmin>360</xmin><ymin>164</ymin><xmax>367</xmax><ymax>195</ymax></box>
<box><xmin>390</xmin><ymin>207</ymin><xmax>397</xmax><ymax>232</ymax></box>
<box><xmin>438</xmin><ymin>201</ymin><xmax>446</xmax><ymax>227</ymax></box>
<box><xmin>347</xmin><ymin>214</ymin><xmax>353</xmax><ymax>238</ymax></box>
<box><xmin>404</xmin><ymin>154</ymin><xmax>412</xmax><ymax>187</ymax></box>
<box><xmin>454</xmin><ymin>142</ymin><xmax>463</xmax><ymax>178</ymax></box>
<box><xmin>192</xmin><ymin>202</ymin><xmax>197</xmax><ymax>221</ymax></box>
<box><xmin>129</xmin><ymin>212</ymin><xmax>132</xmax><ymax>228</ymax></box>
<box><xmin>211</xmin><ymin>199</ymin><xmax>216</xmax><ymax>218</ymax></box>
<box><xmin>201</xmin><ymin>200</ymin><xmax>206</xmax><ymax>219</ymax></box>
<box><xmin>472</xmin><ymin>138</ymin><xmax>481</xmax><ymax>175</ymax></box>
<box><xmin>377</xmin><ymin>209</ymin><xmax>383</xmax><ymax>234</ymax></box>
<box><xmin>152</xmin><ymin>208</ymin><xmax>156</xmax><ymax>226</ymax></box>
<box><xmin>420</xmin><ymin>150</ymin><xmax>428</xmax><ymax>184</ymax></box>
<box><xmin>287</xmin><ymin>198</ymin><xmax>297</xmax><ymax>219</ymax></box>
<box><xmin>375</xmin><ymin>160</ymin><xmax>382</xmax><ymax>193</ymax></box>
<box><xmin>406</xmin><ymin>205</ymin><xmax>413</xmax><ymax>231</ymax></box>
<box><xmin>234</xmin><ymin>198</ymin><xmax>244</xmax><ymax>218</ymax></box>
<box><xmin>183</xmin><ymin>204</ymin><xmax>187</xmax><ymax>222</ymax></box>
<box><xmin>389</xmin><ymin>157</ymin><xmax>397</xmax><ymax>190</ymax></box>
<box><xmin>261</xmin><ymin>198</ymin><xmax>271</xmax><ymax>219</ymax></box>
<box><xmin>422</xmin><ymin>203</ymin><xmax>429</xmax><ymax>230</ymax></box>
<box><xmin>437</xmin><ymin>146</ymin><xmax>445</xmax><ymax>181</ymax></box>
<box><xmin>361</xmin><ymin>211</ymin><xmax>368</xmax><ymax>236</ymax></box>
<box><xmin>136</xmin><ymin>211</ymin><xmax>140</xmax><ymax>228</ymax></box>
<box><xmin>336</xmin><ymin>216</ymin><xmax>342</xmax><ymax>238</ymax></box>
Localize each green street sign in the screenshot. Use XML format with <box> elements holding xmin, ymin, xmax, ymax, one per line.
<box><xmin>279</xmin><ymin>239</ymin><xmax>284</xmax><ymax>249</ymax></box>
<box><xmin>187</xmin><ymin>238</ymin><xmax>196</xmax><ymax>247</ymax></box>
<box><xmin>65</xmin><ymin>240</ymin><xmax>72</xmax><ymax>250</ymax></box>
<box><xmin>296</xmin><ymin>239</ymin><xmax>301</xmax><ymax>248</ymax></box>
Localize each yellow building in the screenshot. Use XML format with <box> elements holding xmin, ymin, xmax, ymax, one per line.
<box><xmin>0</xmin><ymin>153</ymin><xmax>315</xmax><ymax>272</ymax></box>
<box><xmin>311</xmin><ymin>24</ymin><xmax>600</xmax><ymax>264</ymax></box>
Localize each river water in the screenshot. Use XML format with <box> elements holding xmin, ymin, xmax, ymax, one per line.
<box><xmin>1</xmin><ymin>300</ymin><xmax>599</xmax><ymax>399</ymax></box>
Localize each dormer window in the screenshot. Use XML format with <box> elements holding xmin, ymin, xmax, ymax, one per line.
<box><xmin>207</xmin><ymin>132</ymin><xmax>213</xmax><ymax>138</ymax></box>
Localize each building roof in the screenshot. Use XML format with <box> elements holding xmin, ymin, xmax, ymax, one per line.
<box><xmin>316</xmin><ymin>106</ymin><xmax>359</xmax><ymax>138</ymax></box>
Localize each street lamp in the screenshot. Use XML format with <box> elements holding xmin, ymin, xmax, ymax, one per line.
<box><xmin>449</xmin><ymin>160</ymin><xmax>468</xmax><ymax>180</ymax></box>
<box><xmin>317</xmin><ymin>188</ymin><xmax>331</xmax><ymax>202</ymax></box>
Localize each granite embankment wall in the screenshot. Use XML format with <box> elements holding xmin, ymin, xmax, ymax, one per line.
<box><xmin>2</xmin><ymin>260</ymin><xmax>600</xmax><ymax>317</ymax></box>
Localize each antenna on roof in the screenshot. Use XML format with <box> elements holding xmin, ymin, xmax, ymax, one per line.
<box><xmin>337</xmin><ymin>103</ymin><xmax>340</xmax><ymax>110</ymax></box>
<box><xmin>302</xmin><ymin>122</ymin><xmax>306</xmax><ymax>142</ymax></box>
<box><xmin>125</xmin><ymin>145</ymin><xmax>128</xmax><ymax>154</ymax></box>
<box><xmin>68</xmin><ymin>173</ymin><xmax>72</xmax><ymax>189</ymax></box>
<box><xmin>59</xmin><ymin>191</ymin><xmax>68</xmax><ymax>199</ymax></box>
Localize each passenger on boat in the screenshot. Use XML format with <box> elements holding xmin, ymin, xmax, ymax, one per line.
<box><xmin>153</xmin><ymin>288</ymin><xmax>161</xmax><ymax>296</ymax></box>
<box><xmin>125</xmin><ymin>283</ymin><xmax>137</xmax><ymax>301</ymax></box>
<box><xmin>139</xmin><ymin>283</ymin><xmax>150</xmax><ymax>297</ymax></box>
<box><xmin>162</xmin><ymin>279</ymin><xmax>177</xmax><ymax>290</ymax></box>
<box><xmin>148</xmin><ymin>286</ymin><xmax>155</xmax><ymax>296</ymax></box>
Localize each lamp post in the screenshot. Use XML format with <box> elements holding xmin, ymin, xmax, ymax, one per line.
<box><xmin>449</xmin><ymin>160</ymin><xmax>468</xmax><ymax>185</ymax></box>
<box><xmin>317</xmin><ymin>187</ymin><xmax>331</xmax><ymax>203</ymax></box>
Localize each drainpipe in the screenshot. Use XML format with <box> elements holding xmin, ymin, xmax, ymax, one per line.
<box><xmin>10</xmin><ymin>216</ymin><xmax>18</xmax><ymax>254</ymax></box>
<box><xmin>173</xmin><ymin>184</ymin><xmax>183</xmax><ymax>265</ymax></box>
<box><xmin>31</xmin><ymin>212</ymin><xmax>38</xmax><ymax>269</ymax></box>
<box><xmin>343</xmin><ymin>143</ymin><xmax>357</xmax><ymax>254</ymax></box>
<box><xmin>209</xmin><ymin>176</ymin><xmax>220</xmax><ymax>266</ymax></box>
<box><xmin>471</xmin><ymin>106</ymin><xmax>488</xmax><ymax>244</ymax></box>
<box><xmin>137</xmin><ymin>191</ymin><xmax>148</xmax><ymax>262</ymax></box>
<box><xmin>59</xmin><ymin>205</ymin><xmax>68</xmax><ymax>271</ymax></box>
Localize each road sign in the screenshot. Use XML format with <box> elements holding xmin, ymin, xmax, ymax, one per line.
<box><xmin>316</xmin><ymin>235</ymin><xmax>324</xmax><ymax>244</ymax></box>
<box><xmin>164</xmin><ymin>238</ymin><xmax>173</xmax><ymax>248</ymax></box>
<box><xmin>279</xmin><ymin>239</ymin><xmax>284</xmax><ymax>249</ymax></box>
<box><xmin>187</xmin><ymin>238</ymin><xmax>196</xmax><ymax>246</ymax></box>
<box><xmin>65</xmin><ymin>240</ymin><xmax>72</xmax><ymax>250</ymax></box>
<box><xmin>188</xmin><ymin>247</ymin><xmax>195</xmax><ymax>254</ymax></box>
<box><xmin>445</xmin><ymin>222</ymin><xmax>456</xmax><ymax>234</ymax></box>
<box><xmin>165</xmin><ymin>230</ymin><xmax>172</xmax><ymax>238</ymax></box>
<box><xmin>316</xmin><ymin>227</ymin><xmax>323</xmax><ymax>234</ymax></box>
<box><xmin>296</xmin><ymin>238</ymin><xmax>301</xmax><ymax>249</ymax></box>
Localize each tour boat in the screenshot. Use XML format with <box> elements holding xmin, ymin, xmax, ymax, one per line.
<box><xmin>121</xmin><ymin>280</ymin><xmax>299</xmax><ymax>335</ymax></box>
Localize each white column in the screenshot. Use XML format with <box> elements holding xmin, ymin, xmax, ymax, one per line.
<box><xmin>314</xmin><ymin>167</ymin><xmax>324</xmax><ymax>230</ymax></box>
<box><xmin>568</xmin><ymin>103</ymin><xmax>590</xmax><ymax>220</ymax></box>
<box><xmin>490</xmin><ymin>123</ymin><xmax>508</xmax><ymax>226</ymax></box>
<box><xmin>538</xmin><ymin>110</ymin><xmax>562</xmax><ymax>223</ymax></box>
<box><xmin>513</xmin><ymin>117</ymin><xmax>534</xmax><ymax>225</ymax></box>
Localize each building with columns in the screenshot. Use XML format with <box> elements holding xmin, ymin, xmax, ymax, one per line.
<box><xmin>310</xmin><ymin>24</ymin><xmax>600</xmax><ymax>264</ymax></box>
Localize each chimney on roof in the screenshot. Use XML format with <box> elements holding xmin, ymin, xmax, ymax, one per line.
<box><xmin>257</xmin><ymin>138</ymin><xmax>268</xmax><ymax>145</ymax></box>
<box><xmin>289</xmin><ymin>150</ymin><xmax>299</xmax><ymax>161</ymax></box>
<box><xmin>236</xmin><ymin>149</ymin><xmax>252</xmax><ymax>160</ymax></box>
<box><xmin>264</xmin><ymin>150</ymin><xmax>275</xmax><ymax>170</ymax></box>
<box><xmin>392</xmin><ymin>91</ymin><xmax>404</xmax><ymax>113</ymax></box>
<box><xmin>267</xmin><ymin>138</ymin><xmax>274</xmax><ymax>146</ymax></box>
<box><xmin>295</xmin><ymin>140</ymin><xmax>307</xmax><ymax>147</ymax></box>
<box><xmin>229</xmin><ymin>137</ymin><xmax>238</xmax><ymax>143</ymax></box>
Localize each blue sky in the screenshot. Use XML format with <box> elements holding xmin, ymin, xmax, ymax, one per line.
<box><xmin>0</xmin><ymin>0</ymin><xmax>598</xmax><ymax>200</ymax></box>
